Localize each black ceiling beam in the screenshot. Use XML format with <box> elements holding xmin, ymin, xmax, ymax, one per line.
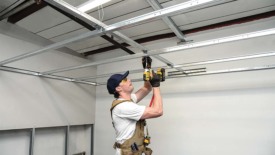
<box><xmin>8</xmin><ymin>1</ymin><xmax>47</xmax><ymax>24</ymax></box>
<box><xmin>45</xmin><ymin>1</ymin><xmax>135</xmax><ymax>55</ymax></box>
<box><xmin>83</xmin><ymin>10</ymin><xmax>275</xmax><ymax>57</ymax></box>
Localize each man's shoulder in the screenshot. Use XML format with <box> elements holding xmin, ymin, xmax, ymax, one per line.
<box><xmin>115</xmin><ymin>101</ymin><xmax>136</xmax><ymax>108</ymax></box>
<box><xmin>113</xmin><ymin>101</ymin><xmax>140</xmax><ymax>113</ymax></box>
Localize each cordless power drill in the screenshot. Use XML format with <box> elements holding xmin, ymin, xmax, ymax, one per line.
<box><xmin>142</xmin><ymin>56</ymin><xmax>165</xmax><ymax>82</ymax></box>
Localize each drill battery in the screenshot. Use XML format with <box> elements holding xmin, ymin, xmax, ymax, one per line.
<box><xmin>143</xmin><ymin>68</ymin><xmax>165</xmax><ymax>82</ymax></box>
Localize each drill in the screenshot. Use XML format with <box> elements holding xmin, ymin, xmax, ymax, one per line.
<box><xmin>142</xmin><ymin>56</ymin><xmax>165</xmax><ymax>82</ymax></box>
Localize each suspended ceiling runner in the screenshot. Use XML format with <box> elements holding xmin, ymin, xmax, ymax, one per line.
<box><xmin>0</xmin><ymin>0</ymin><xmax>275</xmax><ymax>85</ymax></box>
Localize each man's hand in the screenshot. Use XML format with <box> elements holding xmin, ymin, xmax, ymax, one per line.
<box><xmin>149</xmin><ymin>71</ymin><xmax>160</xmax><ymax>87</ymax></box>
<box><xmin>142</xmin><ymin>56</ymin><xmax>152</xmax><ymax>69</ymax></box>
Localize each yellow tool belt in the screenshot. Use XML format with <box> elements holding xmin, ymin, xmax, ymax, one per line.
<box><xmin>110</xmin><ymin>100</ymin><xmax>153</xmax><ymax>155</ymax></box>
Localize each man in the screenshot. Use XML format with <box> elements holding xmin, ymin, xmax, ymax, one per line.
<box><xmin>107</xmin><ymin>70</ymin><xmax>163</xmax><ymax>155</ymax></box>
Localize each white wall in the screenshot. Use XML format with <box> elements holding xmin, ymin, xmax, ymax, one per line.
<box><xmin>0</xmin><ymin>23</ymin><xmax>96</xmax><ymax>130</ymax></box>
<box><xmin>0</xmin><ymin>21</ymin><xmax>96</xmax><ymax>155</ymax></box>
<box><xmin>94</xmin><ymin>18</ymin><xmax>275</xmax><ymax>155</ymax></box>
<box><xmin>0</xmin><ymin>130</ymin><xmax>29</xmax><ymax>155</ymax></box>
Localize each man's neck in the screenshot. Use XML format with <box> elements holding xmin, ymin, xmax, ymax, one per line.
<box><xmin>119</xmin><ymin>93</ymin><xmax>131</xmax><ymax>100</ymax></box>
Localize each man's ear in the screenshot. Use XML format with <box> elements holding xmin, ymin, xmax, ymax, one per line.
<box><xmin>115</xmin><ymin>86</ymin><xmax>122</xmax><ymax>92</ymax></box>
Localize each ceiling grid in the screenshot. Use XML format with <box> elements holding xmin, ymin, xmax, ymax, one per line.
<box><xmin>0</xmin><ymin>0</ymin><xmax>274</xmax><ymax>85</ymax></box>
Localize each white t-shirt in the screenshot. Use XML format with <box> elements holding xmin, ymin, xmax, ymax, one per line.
<box><xmin>112</xmin><ymin>94</ymin><xmax>146</xmax><ymax>155</ymax></box>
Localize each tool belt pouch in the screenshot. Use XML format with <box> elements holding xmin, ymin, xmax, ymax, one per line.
<box><xmin>121</xmin><ymin>148</ymin><xmax>140</xmax><ymax>155</ymax></box>
<box><xmin>120</xmin><ymin>146</ymin><xmax>152</xmax><ymax>155</ymax></box>
<box><xmin>143</xmin><ymin>147</ymin><xmax>152</xmax><ymax>155</ymax></box>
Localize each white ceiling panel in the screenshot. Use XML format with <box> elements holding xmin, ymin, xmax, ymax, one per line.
<box><xmin>63</xmin><ymin>0</ymin><xmax>87</xmax><ymax>7</ymax></box>
<box><xmin>130</xmin><ymin>28</ymin><xmax>172</xmax><ymax>41</ymax></box>
<box><xmin>176</xmin><ymin>5</ymin><xmax>275</xmax><ymax>32</ymax></box>
<box><xmin>16</xmin><ymin>6</ymin><xmax>70</xmax><ymax>33</ymax></box>
<box><xmin>37</xmin><ymin>20</ymin><xmax>83</xmax><ymax>39</ymax></box>
<box><xmin>50</xmin><ymin>27</ymin><xmax>89</xmax><ymax>42</ymax></box>
<box><xmin>67</xmin><ymin>36</ymin><xmax>111</xmax><ymax>52</ymax></box>
<box><xmin>119</xmin><ymin>19</ymin><xmax>171</xmax><ymax>38</ymax></box>
<box><xmin>76</xmin><ymin>41</ymin><xmax>115</xmax><ymax>53</ymax></box>
<box><xmin>88</xmin><ymin>0</ymin><xmax>154</xmax><ymax>25</ymax></box>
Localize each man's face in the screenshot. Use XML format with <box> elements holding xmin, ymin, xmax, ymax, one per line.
<box><xmin>117</xmin><ymin>77</ymin><xmax>134</xmax><ymax>93</ymax></box>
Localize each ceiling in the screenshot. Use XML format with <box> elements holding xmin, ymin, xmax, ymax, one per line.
<box><xmin>1</xmin><ymin>0</ymin><xmax>275</xmax><ymax>58</ymax></box>
<box><xmin>0</xmin><ymin>0</ymin><xmax>275</xmax><ymax>85</ymax></box>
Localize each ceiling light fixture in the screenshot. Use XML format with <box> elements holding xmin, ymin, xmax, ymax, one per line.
<box><xmin>77</xmin><ymin>0</ymin><xmax>111</xmax><ymax>12</ymax></box>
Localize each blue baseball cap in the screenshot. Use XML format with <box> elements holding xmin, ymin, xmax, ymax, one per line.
<box><xmin>107</xmin><ymin>71</ymin><xmax>129</xmax><ymax>94</ymax></box>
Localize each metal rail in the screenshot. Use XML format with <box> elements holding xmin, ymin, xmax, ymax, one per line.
<box><xmin>45</xmin><ymin>0</ymin><xmax>188</xmax><ymax>74</ymax></box>
<box><xmin>96</xmin><ymin>64</ymin><xmax>275</xmax><ymax>85</ymax></box>
<box><xmin>0</xmin><ymin>0</ymin><xmax>273</xmax><ymax>86</ymax></box>
<box><xmin>75</xmin><ymin>51</ymin><xmax>275</xmax><ymax>81</ymax></box>
<box><xmin>104</xmin><ymin>0</ymin><xmax>236</xmax><ymax>31</ymax></box>
<box><xmin>41</xmin><ymin>28</ymin><xmax>275</xmax><ymax>75</ymax></box>
<box><xmin>168</xmin><ymin>64</ymin><xmax>275</xmax><ymax>77</ymax></box>
<box><xmin>1</xmin><ymin>50</ymin><xmax>274</xmax><ymax>86</ymax></box>
<box><xmin>0</xmin><ymin>30</ymin><xmax>102</xmax><ymax>65</ymax></box>
<box><xmin>0</xmin><ymin>0</ymin><xmax>35</xmax><ymax>20</ymax></box>
<box><xmin>0</xmin><ymin>66</ymin><xmax>97</xmax><ymax>85</ymax></box>
<box><xmin>29</xmin><ymin>128</ymin><xmax>35</xmax><ymax>155</ymax></box>
<box><xmin>0</xmin><ymin>0</ymin><xmax>235</xmax><ymax>65</ymax></box>
<box><xmin>146</xmin><ymin>0</ymin><xmax>186</xmax><ymax>41</ymax></box>
<box><xmin>65</xmin><ymin>126</ymin><xmax>69</xmax><ymax>155</ymax></box>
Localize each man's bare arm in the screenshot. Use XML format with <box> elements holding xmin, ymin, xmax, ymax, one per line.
<box><xmin>135</xmin><ymin>81</ymin><xmax>152</xmax><ymax>103</ymax></box>
<box><xmin>140</xmin><ymin>87</ymin><xmax>163</xmax><ymax>119</ymax></box>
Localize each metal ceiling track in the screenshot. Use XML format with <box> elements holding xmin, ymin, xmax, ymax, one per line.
<box><xmin>0</xmin><ymin>66</ymin><xmax>96</xmax><ymax>85</ymax></box>
<box><xmin>83</xmin><ymin>10</ymin><xmax>275</xmax><ymax>56</ymax></box>
<box><xmin>76</xmin><ymin>51</ymin><xmax>275</xmax><ymax>81</ymax></box>
<box><xmin>0</xmin><ymin>0</ymin><xmax>238</xmax><ymax>86</ymax></box>
<box><xmin>45</xmin><ymin>1</ymin><xmax>135</xmax><ymax>55</ymax></box>
<box><xmin>0</xmin><ymin>0</ymin><xmax>274</xmax><ymax>86</ymax></box>
<box><xmin>0</xmin><ymin>0</ymin><xmax>36</xmax><ymax>21</ymax></box>
<box><xmin>44</xmin><ymin>0</ymin><xmax>187</xmax><ymax>74</ymax></box>
<box><xmin>43</xmin><ymin>0</ymin><xmax>236</xmax><ymax>75</ymax></box>
<box><xmin>119</xmin><ymin>64</ymin><xmax>275</xmax><ymax>84</ymax></box>
<box><xmin>7</xmin><ymin>0</ymin><xmax>47</xmax><ymax>24</ymax></box>
<box><xmin>146</xmin><ymin>0</ymin><xmax>187</xmax><ymax>42</ymax></box>
<box><xmin>0</xmin><ymin>27</ymin><xmax>274</xmax><ymax>86</ymax></box>
<box><xmin>0</xmin><ymin>0</ymin><xmax>236</xmax><ymax>66</ymax></box>
<box><xmin>168</xmin><ymin>64</ymin><xmax>275</xmax><ymax>78</ymax></box>
<box><xmin>40</xmin><ymin>28</ymin><xmax>275</xmax><ymax>75</ymax></box>
<box><xmin>0</xmin><ymin>0</ymin><xmax>26</xmax><ymax>18</ymax></box>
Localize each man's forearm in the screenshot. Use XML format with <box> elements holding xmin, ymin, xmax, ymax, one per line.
<box><xmin>152</xmin><ymin>87</ymin><xmax>163</xmax><ymax>115</ymax></box>
<box><xmin>135</xmin><ymin>81</ymin><xmax>152</xmax><ymax>103</ymax></box>
<box><xmin>144</xmin><ymin>81</ymin><xmax>152</xmax><ymax>92</ymax></box>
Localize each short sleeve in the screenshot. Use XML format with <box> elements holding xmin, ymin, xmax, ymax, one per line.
<box><xmin>115</xmin><ymin>102</ymin><xmax>145</xmax><ymax>121</ymax></box>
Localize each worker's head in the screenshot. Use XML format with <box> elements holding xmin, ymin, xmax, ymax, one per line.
<box><xmin>107</xmin><ymin>71</ymin><xmax>132</xmax><ymax>98</ymax></box>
